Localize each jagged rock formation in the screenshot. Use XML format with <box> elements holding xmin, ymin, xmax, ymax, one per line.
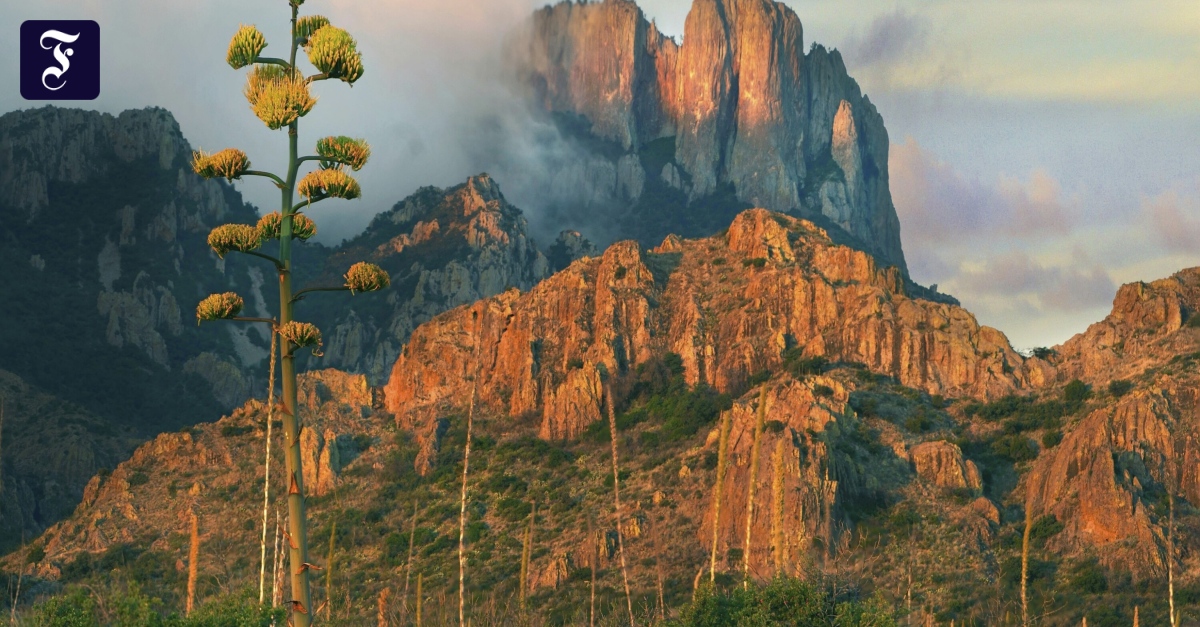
<box><xmin>1022</xmin><ymin>268</ymin><xmax>1200</xmax><ymax>578</ymax></box>
<box><xmin>511</xmin><ymin>0</ymin><xmax>906</xmax><ymax>272</ymax></box>
<box><xmin>301</xmin><ymin>175</ymin><xmax>558</xmax><ymax>384</ymax></box>
<box><xmin>386</xmin><ymin>208</ymin><xmax>1030</xmax><ymax>471</ymax></box>
<box><xmin>909</xmin><ymin>440</ymin><xmax>982</xmax><ymax>491</ymax></box>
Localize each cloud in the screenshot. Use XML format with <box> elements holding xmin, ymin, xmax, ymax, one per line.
<box><xmin>890</xmin><ymin>137</ymin><xmax>1076</xmax><ymax>249</ymax></box>
<box><xmin>1143</xmin><ymin>180</ymin><xmax>1200</xmax><ymax>253</ymax></box>
<box><xmin>841</xmin><ymin>9</ymin><xmax>930</xmax><ymax>69</ymax></box>
<box><xmin>955</xmin><ymin>251</ymin><xmax>1117</xmax><ymax>313</ymax></box>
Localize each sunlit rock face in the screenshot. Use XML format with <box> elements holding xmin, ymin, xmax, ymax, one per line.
<box><xmin>513</xmin><ymin>0</ymin><xmax>906</xmax><ymax>273</ymax></box>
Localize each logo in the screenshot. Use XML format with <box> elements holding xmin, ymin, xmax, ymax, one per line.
<box><xmin>21</xmin><ymin>20</ymin><xmax>100</xmax><ymax>100</ymax></box>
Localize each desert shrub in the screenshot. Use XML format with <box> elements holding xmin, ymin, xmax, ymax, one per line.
<box><xmin>903</xmin><ymin>411</ymin><xmax>932</xmax><ymax>433</ymax></box>
<box><xmin>670</xmin><ymin>577</ymin><xmax>895</xmax><ymax>626</ymax></box>
<box><xmin>814</xmin><ymin>384</ymin><xmax>834</xmax><ymax>398</ymax></box>
<box><xmin>992</xmin><ymin>434</ymin><xmax>1038</xmax><ymax>462</ymax></box>
<box><xmin>782</xmin><ymin>349</ymin><xmax>827</xmax><ymax>378</ymax></box>
<box><xmin>1070</xmin><ymin>558</ymin><xmax>1108</xmax><ymax>594</ymax></box>
<box><xmin>1041</xmin><ymin>430</ymin><xmax>1063</xmax><ymax>448</ymax></box>
<box><xmin>1063</xmin><ymin>379</ymin><xmax>1091</xmax><ymax>403</ymax></box>
<box><xmin>219</xmin><ymin>424</ymin><xmax>253</xmax><ymax>437</ymax></box>
<box><xmin>1032</xmin><ymin>347</ymin><xmax>1055</xmax><ymax>359</ymax></box>
<box><xmin>742</xmin><ymin>257</ymin><xmax>767</xmax><ymax>269</ymax></box>
<box><xmin>1107</xmin><ymin>379</ymin><xmax>1133</xmax><ymax>398</ymax></box>
<box><xmin>1030</xmin><ymin>514</ymin><xmax>1064</xmax><ymax>541</ymax></box>
<box><xmin>1186</xmin><ymin>313</ymin><xmax>1200</xmax><ymax>328</ymax></box>
<box><xmin>128</xmin><ymin>471</ymin><xmax>150</xmax><ymax>487</ymax></box>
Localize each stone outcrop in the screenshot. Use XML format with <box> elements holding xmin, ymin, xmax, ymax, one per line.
<box><xmin>385</xmin><ymin>208</ymin><xmax>1031</xmax><ymax>472</ymax></box>
<box><xmin>909</xmin><ymin>441</ymin><xmax>981</xmax><ymax>491</ymax></box>
<box><xmin>306</xmin><ymin>175</ymin><xmax>558</xmax><ymax>384</ymax></box>
<box><xmin>512</xmin><ymin>0</ymin><xmax>906</xmax><ymax>272</ymax></box>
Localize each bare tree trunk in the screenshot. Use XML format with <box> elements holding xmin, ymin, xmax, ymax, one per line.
<box><xmin>604</xmin><ymin>383</ymin><xmax>635</xmax><ymax>627</ymax></box>
<box><xmin>1021</xmin><ymin>504</ymin><xmax>1032</xmax><ymax>627</ymax></box>
<box><xmin>458</xmin><ymin>311</ymin><xmax>481</xmax><ymax>627</ymax></box>
<box><xmin>187</xmin><ymin>510</ymin><xmax>200</xmax><ymax>616</ymax></box>
<box><xmin>259</xmin><ymin>331</ymin><xmax>278</xmax><ymax>604</ymax></box>
<box><xmin>742</xmin><ymin>385</ymin><xmax>767</xmax><ymax>588</ymax></box>
<box><xmin>709</xmin><ymin>404</ymin><xmax>733</xmax><ymax>582</ymax></box>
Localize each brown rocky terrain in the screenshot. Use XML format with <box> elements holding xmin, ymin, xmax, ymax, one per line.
<box><xmin>512</xmin><ymin>0</ymin><xmax>907</xmax><ymax>272</ymax></box>
<box><xmin>385</xmin><ymin>208</ymin><xmax>1038</xmax><ymax>470</ymax></box>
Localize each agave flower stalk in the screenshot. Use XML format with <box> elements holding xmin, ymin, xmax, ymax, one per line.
<box><xmin>603</xmin><ymin>381</ymin><xmax>635</xmax><ymax>627</ymax></box>
<box><xmin>457</xmin><ymin>310</ymin><xmax>481</xmax><ymax>627</ymax></box>
<box><xmin>742</xmin><ymin>384</ymin><xmax>768</xmax><ymax>588</ymax></box>
<box><xmin>709</xmin><ymin>401</ymin><xmax>733</xmax><ymax>582</ymax></box>
<box><xmin>194</xmin><ymin>5</ymin><xmax>384</xmax><ymax>626</ymax></box>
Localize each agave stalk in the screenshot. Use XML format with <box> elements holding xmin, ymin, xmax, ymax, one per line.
<box><xmin>195</xmin><ymin>7</ymin><xmax>383</xmax><ymax>626</ymax></box>
<box><xmin>709</xmin><ymin>402</ymin><xmax>733</xmax><ymax>582</ymax></box>
<box><xmin>1020</xmin><ymin>504</ymin><xmax>1031</xmax><ymax>627</ymax></box>
<box><xmin>326</xmin><ymin>520</ymin><xmax>337</xmax><ymax>620</ymax></box>
<box><xmin>604</xmin><ymin>382</ymin><xmax>635</xmax><ymax>627</ymax></box>
<box><xmin>1168</xmin><ymin>460</ymin><xmax>1178</xmax><ymax>627</ymax></box>
<box><xmin>259</xmin><ymin>330</ymin><xmax>278</xmax><ymax>604</ymax></box>
<box><xmin>771</xmin><ymin>438</ymin><xmax>786</xmax><ymax>576</ymax></box>
<box><xmin>271</xmin><ymin>511</ymin><xmax>281</xmax><ymax>607</ymax></box>
<box><xmin>519</xmin><ymin>500</ymin><xmax>537</xmax><ymax>609</ymax></box>
<box><xmin>187</xmin><ymin>509</ymin><xmax>200</xmax><ymax>616</ymax></box>
<box><xmin>458</xmin><ymin>310</ymin><xmax>481</xmax><ymax>627</ymax></box>
<box><xmin>587</xmin><ymin>513</ymin><xmax>597</xmax><ymax>627</ymax></box>
<box><xmin>403</xmin><ymin>500</ymin><xmax>418</xmax><ymax>620</ymax></box>
<box><xmin>742</xmin><ymin>385</ymin><xmax>767</xmax><ymax>587</ymax></box>
<box><xmin>415</xmin><ymin>573</ymin><xmax>423</xmax><ymax>627</ymax></box>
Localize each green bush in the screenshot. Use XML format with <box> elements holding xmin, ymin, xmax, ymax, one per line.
<box><xmin>1070</xmin><ymin>559</ymin><xmax>1108</xmax><ymax>594</ymax></box>
<box><xmin>1107</xmin><ymin>379</ymin><xmax>1132</xmax><ymax>398</ymax></box>
<box><xmin>670</xmin><ymin>577</ymin><xmax>895</xmax><ymax>626</ymax></box>
<box><xmin>1032</xmin><ymin>347</ymin><xmax>1054</xmax><ymax>359</ymax></box>
<box><xmin>1063</xmin><ymin>379</ymin><xmax>1091</xmax><ymax>403</ymax></box>
<box><xmin>1041</xmin><ymin>430</ymin><xmax>1063</xmax><ymax>448</ymax></box>
<box><xmin>1030</xmin><ymin>514</ymin><xmax>1064</xmax><ymax>541</ymax></box>
<box><xmin>992</xmin><ymin>434</ymin><xmax>1038</xmax><ymax>462</ymax></box>
<box><xmin>31</xmin><ymin>590</ymin><xmax>98</xmax><ymax>627</ymax></box>
<box><xmin>128</xmin><ymin>471</ymin><xmax>150</xmax><ymax>487</ymax></box>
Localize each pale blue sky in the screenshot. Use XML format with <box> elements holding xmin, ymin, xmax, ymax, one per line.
<box><xmin>1</xmin><ymin>0</ymin><xmax>1197</xmax><ymax>349</ymax></box>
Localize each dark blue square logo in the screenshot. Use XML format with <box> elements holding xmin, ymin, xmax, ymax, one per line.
<box><xmin>21</xmin><ymin>20</ymin><xmax>100</xmax><ymax>100</ymax></box>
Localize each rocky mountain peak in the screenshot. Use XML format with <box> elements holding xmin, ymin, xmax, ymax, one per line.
<box><xmin>513</xmin><ymin>0</ymin><xmax>907</xmax><ymax>273</ymax></box>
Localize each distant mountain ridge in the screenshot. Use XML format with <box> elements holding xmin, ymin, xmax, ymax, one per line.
<box><xmin>510</xmin><ymin>0</ymin><xmax>907</xmax><ymax>272</ymax></box>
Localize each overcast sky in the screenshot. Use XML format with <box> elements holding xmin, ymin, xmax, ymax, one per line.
<box><xmin>2</xmin><ymin>0</ymin><xmax>1198</xmax><ymax>350</ymax></box>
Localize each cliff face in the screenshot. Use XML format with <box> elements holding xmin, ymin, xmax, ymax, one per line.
<box><xmin>1022</xmin><ymin>268</ymin><xmax>1200</xmax><ymax>578</ymax></box>
<box><xmin>0</xmin><ymin>106</ymin><xmax>273</xmax><ymax>552</ymax></box>
<box><xmin>300</xmin><ymin>175</ymin><xmax>565</xmax><ymax>384</ymax></box>
<box><xmin>513</xmin><ymin>0</ymin><xmax>906</xmax><ymax>272</ymax></box>
<box><xmin>385</xmin><ymin>208</ymin><xmax>1030</xmax><ymax>471</ymax></box>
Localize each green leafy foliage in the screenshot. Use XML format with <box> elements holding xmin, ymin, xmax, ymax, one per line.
<box><xmin>1107</xmin><ymin>379</ymin><xmax>1133</xmax><ymax>398</ymax></box>
<box><xmin>1063</xmin><ymin>379</ymin><xmax>1092</xmax><ymax>403</ymax></box>
<box><xmin>670</xmin><ymin>578</ymin><xmax>895</xmax><ymax>626</ymax></box>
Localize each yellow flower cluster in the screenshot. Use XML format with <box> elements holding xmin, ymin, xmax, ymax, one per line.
<box><xmin>226</xmin><ymin>24</ymin><xmax>267</xmax><ymax>70</ymax></box>
<box><xmin>280</xmin><ymin>321</ymin><xmax>323</xmax><ymax>355</ymax></box>
<box><xmin>196</xmin><ymin>292</ymin><xmax>244</xmax><ymax>324</ymax></box>
<box><xmin>344</xmin><ymin>262</ymin><xmax>390</xmax><ymax>294</ymax></box>
<box><xmin>306</xmin><ymin>26</ymin><xmax>364</xmax><ymax>84</ymax></box>
<box><xmin>256</xmin><ymin>212</ymin><xmax>317</xmax><ymax>241</ymax></box>
<box><xmin>316</xmin><ymin>136</ymin><xmax>371</xmax><ymax>171</ymax></box>
<box><xmin>297</xmin><ymin>167</ymin><xmax>361</xmax><ymax>200</ymax></box>
<box><xmin>294</xmin><ymin>15</ymin><xmax>329</xmax><ymax>44</ymax></box>
<box><xmin>191</xmin><ymin>148</ymin><xmax>251</xmax><ymax>181</ymax></box>
<box><xmin>207</xmin><ymin>224</ymin><xmax>262</xmax><ymax>258</ymax></box>
<box><xmin>244</xmin><ymin>65</ymin><xmax>316</xmax><ymax>130</ymax></box>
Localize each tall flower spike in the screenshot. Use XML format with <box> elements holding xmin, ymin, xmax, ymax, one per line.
<box><xmin>196</xmin><ymin>292</ymin><xmax>244</xmax><ymax>324</ymax></box>
<box><xmin>279</xmin><ymin>321</ymin><xmax>323</xmax><ymax>356</ymax></box>
<box><xmin>257</xmin><ymin>212</ymin><xmax>317</xmax><ymax>241</ymax></box>
<box><xmin>305</xmin><ymin>26</ymin><xmax>364</xmax><ymax>84</ymax></box>
<box><xmin>316</xmin><ymin>136</ymin><xmax>370</xmax><ymax>171</ymax></box>
<box><xmin>244</xmin><ymin>65</ymin><xmax>316</xmax><ymax>130</ymax></box>
<box><xmin>344</xmin><ymin>262</ymin><xmax>390</xmax><ymax>294</ymax></box>
<box><xmin>192</xmin><ymin>148</ymin><xmax>251</xmax><ymax>181</ymax></box>
<box><xmin>208</xmin><ymin>224</ymin><xmax>263</xmax><ymax>258</ymax></box>
<box><xmin>227</xmin><ymin>25</ymin><xmax>267</xmax><ymax>69</ymax></box>
<box><xmin>294</xmin><ymin>15</ymin><xmax>329</xmax><ymax>45</ymax></box>
<box><xmin>297</xmin><ymin>168</ymin><xmax>360</xmax><ymax>200</ymax></box>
